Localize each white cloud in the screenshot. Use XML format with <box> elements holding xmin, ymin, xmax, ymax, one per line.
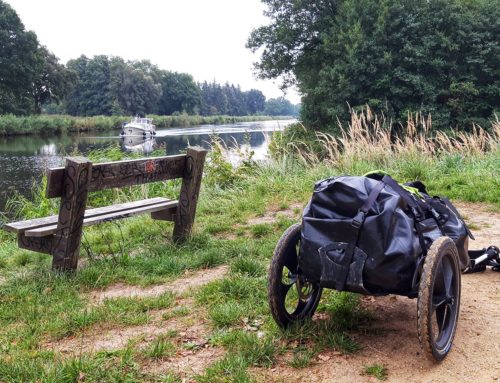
<box><xmin>6</xmin><ymin>0</ymin><xmax>301</xmax><ymax>103</ymax></box>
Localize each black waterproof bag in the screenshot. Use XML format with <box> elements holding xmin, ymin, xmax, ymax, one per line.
<box><xmin>299</xmin><ymin>174</ymin><xmax>473</xmax><ymax>295</ymax></box>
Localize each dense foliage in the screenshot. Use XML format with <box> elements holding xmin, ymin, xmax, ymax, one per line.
<box><xmin>0</xmin><ymin>1</ymin><xmax>70</xmax><ymax>115</ymax></box>
<box><xmin>0</xmin><ymin>1</ymin><xmax>299</xmax><ymax>118</ymax></box>
<box><xmin>248</xmin><ymin>0</ymin><xmax>500</xmax><ymax>131</ymax></box>
<box><xmin>62</xmin><ymin>56</ymin><xmax>282</xmax><ymax>117</ymax></box>
<box><xmin>264</xmin><ymin>97</ymin><xmax>299</xmax><ymax>116</ymax></box>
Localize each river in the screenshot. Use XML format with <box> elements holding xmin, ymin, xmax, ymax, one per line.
<box><xmin>0</xmin><ymin>119</ymin><xmax>295</xmax><ymax>213</ymax></box>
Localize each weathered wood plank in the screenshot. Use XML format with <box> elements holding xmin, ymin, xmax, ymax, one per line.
<box><xmin>46</xmin><ymin>155</ymin><xmax>186</xmax><ymax>198</ymax></box>
<box><xmin>51</xmin><ymin>157</ymin><xmax>92</xmax><ymax>271</ymax></box>
<box><xmin>26</xmin><ymin>200</ymin><xmax>178</xmax><ymax>237</ymax></box>
<box><xmin>4</xmin><ymin>197</ymin><xmax>170</xmax><ymax>234</ymax></box>
<box><xmin>173</xmin><ymin>147</ymin><xmax>207</xmax><ymax>241</ymax></box>
<box><xmin>151</xmin><ymin>206</ymin><xmax>177</xmax><ymax>221</ymax></box>
<box><xmin>18</xmin><ymin>233</ymin><xmax>53</xmax><ymax>255</ymax></box>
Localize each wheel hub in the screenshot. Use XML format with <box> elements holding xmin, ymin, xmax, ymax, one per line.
<box><xmin>296</xmin><ymin>277</ymin><xmax>313</xmax><ymax>301</ymax></box>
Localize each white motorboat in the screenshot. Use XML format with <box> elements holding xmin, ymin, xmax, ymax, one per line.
<box><xmin>120</xmin><ymin>116</ymin><xmax>156</xmax><ymax>137</ymax></box>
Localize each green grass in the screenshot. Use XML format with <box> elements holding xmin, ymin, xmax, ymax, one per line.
<box><xmin>363</xmin><ymin>363</ymin><xmax>388</xmax><ymax>381</ymax></box>
<box><xmin>287</xmin><ymin>346</ymin><xmax>317</xmax><ymax>368</ymax></box>
<box><xmin>144</xmin><ymin>334</ymin><xmax>177</xmax><ymax>359</ymax></box>
<box><xmin>0</xmin><ymin>128</ymin><xmax>498</xmax><ymax>381</ymax></box>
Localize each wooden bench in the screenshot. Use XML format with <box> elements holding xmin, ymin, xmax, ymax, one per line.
<box><xmin>4</xmin><ymin>146</ymin><xmax>207</xmax><ymax>272</ymax></box>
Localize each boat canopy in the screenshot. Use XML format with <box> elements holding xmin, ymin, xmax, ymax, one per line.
<box><xmin>132</xmin><ymin>117</ymin><xmax>153</xmax><ymax>125</ymax></box>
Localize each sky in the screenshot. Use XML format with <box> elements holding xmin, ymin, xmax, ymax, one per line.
<box><xmin>6</xmin><ymin>0</ymin><xmax>301</xmax><ymax>104</ymax></box>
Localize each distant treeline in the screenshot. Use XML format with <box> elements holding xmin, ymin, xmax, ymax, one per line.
<box><xmin>0</xmin><ymin>114</ymin><xmax>293</xmax><ymax>137</ymax></box>
<box><xmin>0</xmin><ymin>1</ymin><xmax>299</xmax><ymax>118</ymax></box>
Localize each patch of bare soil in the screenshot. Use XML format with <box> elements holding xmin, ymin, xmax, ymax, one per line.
<box><xmin>247</xmin><ymin>203</ymin><xmax>303</xmax><ymax>226</ymax></box>
<box><xmin>142</xmin><ymin>346</ymin><xmax>225</xmax><ymax>378</ymax></box>
<box><xmin>45</xmin><ymin>265</ymin><xmax>229</xmax><ymax>374</ymax></box>
<box><xmin>254</xmin><ymin>202</ymin><xmax>500</xmax><ymax>383</ymax></box>
<box><xmin>90</xmin><ymin>265</ymin><xmax>228</xmax><ymax>303</ymax></box>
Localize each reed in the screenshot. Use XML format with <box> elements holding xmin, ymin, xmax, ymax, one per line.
<box><xmin>0</xmin><ymin>114</ymin><xmax>291</xmax><ymax>136</ymax></box>
<box><xmin>274</xmin><ymin>107</ymin><xmax>499</xmax><ymax>167</ymax></box>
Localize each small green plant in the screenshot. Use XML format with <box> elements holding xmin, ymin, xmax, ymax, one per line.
<box><xmin>317</xmin><ymin>331</ymin><xmax>360</xmax><ymax>354</ymax></box>
<box><xmin>214</xmin><ymin>330</ymin><xmax>276</xmax><ymax>368</ymax></box>
<box><xmin>363</xmin><ymin>363</ymin><xmax>388</xmax><ymax>381</ymax></box>
<box><xmin>318</xmin><ymin>291</ymin><xmax>372</xmax><ymax>331</ymax></box>
<box><xmin>209</xmin><ymin>302</ymin><xmax>245</xmax><ymax>328</ymax></box>
<box><xmin>197</xmin><ymin>355</ymin><xmax>251</xmax><ymax>383</ymax></box>
<box><xmin>145</xmin><ymin>335</ymin><xmax>176</xmax><ymax>359</ymax></box>
<box><xmin>250</xmin><ymin>223</ymin><xmax>273</xmax><ymax>238</ymax></box>
<box><xmin>230</xmin><ymin>257</ymin><xmax>265</xmax><ymax>277</ymax></box>
<box><xmin>288</xmin><ymin>346</ymin><xmax>317</xmax><ymax>368</ymax></box>
<box><xmin>162</xmin><ymin>306</ymin><xmax>190</xmax><ymax>320</ymax></box>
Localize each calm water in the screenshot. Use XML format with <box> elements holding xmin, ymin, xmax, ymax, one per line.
<box><xmin>0</xmin><ymin>119</ymin><xmax>295</xmax><ymax>212</ymax></box>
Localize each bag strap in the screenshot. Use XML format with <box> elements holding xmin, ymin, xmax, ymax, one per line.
<box><xmin>382</xmin><ymin>175</ymin><xmax>428</xmax><ymax>219</ymax></box>
<box><xmin>336</xmin><ymin>180</ymin><xmax>387</xmax><ymax>291</ymax></box>
<box><xmin>351</xmin><ymin>180</ymin><xmax>387</xmax><ymax>234</ymax></box>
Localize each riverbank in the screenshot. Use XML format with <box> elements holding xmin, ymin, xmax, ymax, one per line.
<box><xmin>0</xmin><ymin>115</ymin><xmax>498</xmax><ymax>381</ymax></box>
<box><xmin>0</xmin><ymin>114</ymin><xmax>294</xmax><ymax>136</ymax></box>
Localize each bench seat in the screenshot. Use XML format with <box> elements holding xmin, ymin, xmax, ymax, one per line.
<box><xmin>5</xmin><ymin>197</ymin><xmax>178</xmax><ymax>238</ymax></box>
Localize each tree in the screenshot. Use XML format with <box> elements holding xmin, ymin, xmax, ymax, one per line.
<box><xmin>264</xmin><ymin>97</ymin><xmax>296</xmax><ymax>116</ymax></box>
<box><xmin>244</xmin><ymin>89</ymin><xmax>266</xmax><ymax>114</ymax></box>
<box><xmin>65</xmin><ymin>55</ymin><xmax>114</xmax><ymax>116</ymax></box>
<box><xmin>111</xmin><ymin>58</ymin><xmax>162</xmax><ymax>116</ymax></box>
<box><xmin>200</xmin><ymin>81</ymin><xmax>228</xmax><ymax>115</ymax></box>
<box><xmin>32</xmin><ymin>47</ymin><xmax>75</xmax><ymax>113</ymax></box>
<box><xmin>158</xmin><ymin>71</ymin><xmax>201</xmax><ymax>115</ymax></box>
<box><xmin>66</xmin><ymin>56</ymin><xmax>162</xmax><ymax>116</ymax></box>
<box><xmin>0</xmin><ymin>1</ymin><xmax>40</xmax><ymax>114</ymax></box>
<box><xmin>248</xmin><ymin>0</ymin><xmax>500</xmax><ymax>130</ymax></box>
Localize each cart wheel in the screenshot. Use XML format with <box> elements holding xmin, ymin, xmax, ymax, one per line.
<box><xmin>417</xmin><ymin>236</ymin><xmax>461</xmax><ymax>361</ymax></box>
<box><xmin>269</xmin><ymin>223</ymin><xmax>322</xmax><ymax>328</ymax></box>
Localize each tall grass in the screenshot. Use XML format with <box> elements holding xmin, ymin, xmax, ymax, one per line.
<box><xmin>270</xmin><ymin>108</ymin><xmax>499</xmax><ymax>204</ymax></box>
<box><xmin>277</xmin><ymin>108</ymin><xmax>499</xmax><ymax>165</ymax></box>
<box><xmin>0</xmin><ymin>114</ymin><xmax>292</xmax><ymax>136</ymax></box>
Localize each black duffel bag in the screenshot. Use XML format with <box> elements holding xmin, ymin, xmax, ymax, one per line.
<box><xmin>299</xmin><ymin>173</ymin><xmax>473</xmax><ymax>295</ymax></box>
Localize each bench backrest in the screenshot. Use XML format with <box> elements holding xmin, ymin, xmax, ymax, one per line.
<box><xmin>18</xmin><ymin>146</ymin><xmax>207</xmax><ymax>272</ymax></box>
<box><xmin>46</xmin><ymin>155</ymin><xmax>187</xmax><ymax>198</ymax></box>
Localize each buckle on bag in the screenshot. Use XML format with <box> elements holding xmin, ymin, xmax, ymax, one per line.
<box><xmin>351</xmin><ymin>210</ymin><xmax>367</xmax><ymax>229</ymax></box>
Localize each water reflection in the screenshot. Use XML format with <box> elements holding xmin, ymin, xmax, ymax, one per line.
<box><xmin>0</xmin><ymin>119</ymin><xmax>294</xmax><ymax>212</ymax></box>
<box><xmin>121</xmin><ymin>137</ymin><xmax>156</xmax><ymax>153</ymax></box>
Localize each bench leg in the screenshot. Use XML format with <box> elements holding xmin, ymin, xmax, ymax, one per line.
<box><xmin>173</xmin><ymin>147</ymin><xmax>207</xmax><ymax>242</ymax></box>
<box><xmin>52</xmin><ymin>157</ymin><xmax>92</xmax><ymax>271</ymax></box>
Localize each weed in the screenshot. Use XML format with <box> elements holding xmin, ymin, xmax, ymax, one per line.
<box><xmin>250</xmin><ymin>223</ymin><xmax>273</xmax><ymax>238</ymax></box>
<box><xmin>145</xmin><ymin>335</ymin><xmax>176</xmax><ymax>359</ymax></box>
<box><xmin>196</xmin><ymin>354</ymin><xmax>251</xmax><ymax>383</ymax></box>
<box><xmin>363</xmin><ymin>363</ymin><xmax>388</xmax><ymax>381</ymax></box>
<box><xmin>318</xmin><ymin>291</ymin><xmax>373</xmax><ymax>331</ymax></box>
<box><xmin>214</xmin><ymin>330</ymin><xmax>276</xmax><ymax>367</ymax></box>
<box><xmin>466</xmin><ymin>222</ymin><xmax>481</xmax><ymax>231</ymax></box>
<box><xmin>230</xmin><ymin>257</ymin><xmax>265</xmax><ymax>277</ymax></box>
<box><xmin>162</xmin><ymin>306</ymin><xmax>190</xmax><ymax>321</ymax></box>
<box><xmin>288</xmin><ymin>345</ymin><xmax>317</xmax><ymax>368</ymax></box>
<box><xmin>209</xmin><ymin>302</ymin><xmax>246</xmax><ymax>328</ymax></box>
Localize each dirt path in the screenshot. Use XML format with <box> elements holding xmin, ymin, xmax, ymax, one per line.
<box><xmin>255</xmin><ymin>202</ymin><xmax>500</xmax><ymax>383</ymax></box>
